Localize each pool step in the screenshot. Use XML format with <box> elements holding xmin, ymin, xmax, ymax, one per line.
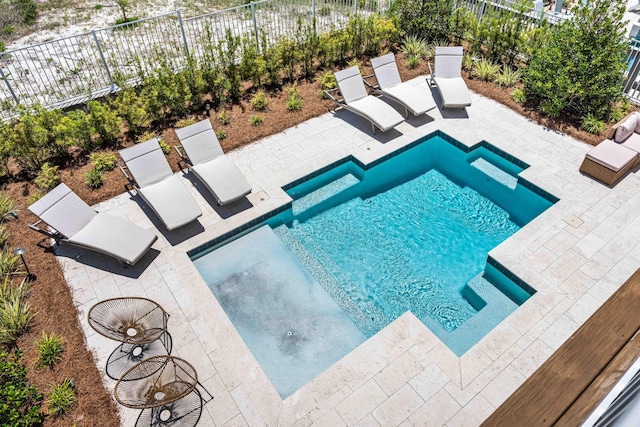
<box><xmin>292</xmin><ymin>173</ymin><xmax>361</xmax><ymax>216</ymax></box>
<box><xmin>470</xmin><ymin>158</ymin><xmax>518</xmax><ymax>190</ymax></box>
<box><xmin>273</xmin><ymin>224</ymin><xmax>388</xmax><ymax>337</ymax></box>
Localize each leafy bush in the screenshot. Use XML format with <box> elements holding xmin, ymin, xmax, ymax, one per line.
<box><xmin>215</xmin><ymin>129</ymin><xmax>227</xmax><ymax>140</ymax></box>
<box><xmin>296</xmin><ymin>19</ymin><xmax>320</xmax><ymax>78</ymax></box>
<box><xmin>87</xmin><ymin>100</ymin><xmax>121</xmax><ymax>146</ymax></box>
<box><xmin>250</xmin><ymin>115</ymin><xmax>263</xmax><ymax>126</ymax></box>
<box><xmin>239</xmin><ymin>36</ymin><xmax>266</xmax><ymax>87</ymax></box>
<box><xmin>35</xmin><ymin>332</ymin><xmax>64</xmax><ymax>368</ymax></box>
<box><xmin>34</xmin><ymin>163</ymin><xmax>60</xmax><ymax>190</ymax></box>
<box><xmin>461</xmin><ymin>52</ymin><xmax>474</xmax><ymax>71</ymax></box>
<box><xmin>136</xmin><ymin>131</ymin><xmax>158</xmax><ymax>144</ymax></box>
<box><xmin>609</xmin><ymin>100</ymin><xmax>631</xmax><ymax>123</ymax></box>
<box><xmin>523</xmin><ymin>0</ymin><xmax>628</xmax><ymax>120</ymax></box>
<box><xmin>495</xmin><ymin>64</ymin><xmax>522</xmax><ymax>87</ymax></box>
<box><xmin>89</xmin><ymin>152</ymin><xmax>117</xmax><ymax>172</ymax></box>
<box><xmin>0</xmin><ymin>226</ymin><xmax>9</xmax><ymax>248</ymax></box>
<box><xmin>47</xmin><ymin>379</ymin><xmax>76</xmax><ymax>415</ymax></box>
<box><xmin>402</xmin><ymin>35</ymin><xmax>428</xmax><ymax>59</ymax></box>
<box><xmin>110</xmin><ymin>87</ymin><xmax>150</xmax><ymax>137</ymax></box>
<box><xmin>9</xmin><ymin>105</ymin><xmax>63</xmax><ymax>174</ymax></box>
<box><xmin>318</xmin><ymin>71</ymin><xmax>337</xmax><ymax>98</ymax></box>
<box><xmin>27</xmin><ymin>192</ymin><xmax>41</xmax><ymax>206</ymax></box>
<box><xmin>286</xmin><ymin>84</ymin><xmax>303</xmax><ymax>111</ymax></box>
<box><xmin>159</xmin><ymin>139</ymin><xmax>171</xmax><ymax>155</ymax></box>
<box><xmin>0</xmin><ymin>349</ymin><xmax>45</xmax><ymax>426</ymax></box>
<box><xmin>0</xmin><ymin>192</ymin><xmax>17</xmax><ymax>222</ymax></box>
<box><xmin>388</xmin><ymin>0</ymin><xmax>453</xmax><ymax>41</ymax></box>
<box><xmin>0</xmin><ymin>277</ymin><xmax>33</xmax><ymax>345</ymax></box>
<box><xmin>251</xmin><ymin>91</ymin><xmax>269</xmax><ymax>111</ymax></box>
<box><xmin>175</xmin><ymin>117</ymin><xmax>197</xmax><ymax>128</ymax></box>
<box><xmin>473</xmin><ymin>58</ymin><xmax>500</xmax><ymax>82</ymax></box>
<box><xmin>216</xmin><ymin>110</ymin><xmax>229</xmax><ymax>126</ymax></box>
<box><xmin>84</xmin><ymin>168</ymin><xmax>103</xmax><ymax>188</ymax></box>
<box><xmin>581</xmin><ymin>114</ymin><xmax>606</xmax><ymax>135</ymax></box>
<box><xmin>511</xmin><ymin>88</ymin><xmax>526</xmax><ymax>104</ymax></box>
<box><xmin>54</xmin><ymin>109</ymin><xmax>95</xmax><ymax>151</ymax></box>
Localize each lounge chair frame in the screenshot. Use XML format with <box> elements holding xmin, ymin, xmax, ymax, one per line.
<box><xmin>28</xmin><ymin>183</ymin><xmax>157</xmax><ymax>266</ymax></box>
<box><xmin>428</xmin><ymin>46</ymin><xmax>472</xmax><ymax>109</ymax></box>
<box><xmin>324</xmin><ymin>66</ymin><xmax>404</xmax><ymax>134</ymax></box>
<box><xmin>119</xmin><ymin>138</ymin><xmax>202</xmax><ymax>231</ymax></box>
<box><xmin>368</xmin><ymin>52</ymin><xmax>436</xmax><ymax>117</ymax></box>
<box><xmin>174</xmin><ymin>119</ymin><xmax>252</xmax><ymax>206</ymax></box>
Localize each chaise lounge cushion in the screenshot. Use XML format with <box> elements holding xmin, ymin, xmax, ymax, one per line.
<box><xmin>347</xmin><ymin>96</ymin><xmax>404</xmax><ymax>132</ymax></box>
<box><xmin>585</xmin><ymin>139</ymin><xmax>637</xmax><ymax>172</ymax></box>
<box><xmin>70</xmin><ymin>213</ymin><xmax>157</xmax><ymax>265</ymax></box>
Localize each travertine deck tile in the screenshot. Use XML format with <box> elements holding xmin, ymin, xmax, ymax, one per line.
<box><xmin>52</xmin><ymin>91</ymin><xmax>640</xmax><ymax>426</ymax></box>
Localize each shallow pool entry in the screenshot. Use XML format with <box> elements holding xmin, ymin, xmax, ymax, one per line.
<box><xmin>191</xmin><ymin>131</ymin><xmax>557</xmax><ymax>398</ymax></box>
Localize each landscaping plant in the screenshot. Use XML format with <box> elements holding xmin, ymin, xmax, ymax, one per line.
<box><xmin>34</xmin><ymin>162</ymin><xmax>60</xmax><ymax>190</ymax></box>
<box><xmin>89</xmin><ymin>152</ymin><xmax>118</xmax><ymax>172</ymax></box>
<box><xmin>523</xmin><ymin>0</ymin><xmax>628</xmax><ymax>121</ymax></box>
<box><xmin>46</xmin><ymin>379</ymin><xmax>76</xmax><ymax>415</ymax></box>
<box><xmin>0</xmin><ymin>277</ymin><xmax>33</xmax><ymax>345</ymax></box>
<box><xmin>35</xmin><ymin>331</ymin><xmax>64</xmax><ymax>368</ymax></box>
<box><xmin>0</xmin><ymin>349</ymin><xmax>44</xmax><ymax>426</ymax></box>
<box><xmin>388</xmin><ymin>0</ymin><xmax>453</xmax><ymax>42</ymax></box>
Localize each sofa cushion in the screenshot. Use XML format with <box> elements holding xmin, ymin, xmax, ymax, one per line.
<box><xmin>614</xmin><ymin>114</ymin><xmax>638</xmax><ymax>143</ymax></box>
<box><xmin>586</xmin><ymin>139</ymin><xmax>637</xmax><ymax>172</ymax></box>
<box><xmin>634</xmin><ymin>112</ymin><xmax>640</xmax><ymax>133</ymax></box>
<box><xmin>621</xmin><ymin>132</ymin><xmax>640</xmax><ymax>153</ymax></box>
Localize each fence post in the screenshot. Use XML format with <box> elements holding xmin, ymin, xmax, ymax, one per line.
<box><xmin>353</xmin><ymin>0</ymin><xmax>358</xmax><ymax>15</ymax></box>
<box><xmin>477</xmin><ymin>0</ymin><xmax>486</xmax><ymax>22</ymax></box>
<box><xmin>624</xmin><ymin>47</ymin><xmax>640</xmax><ymax>96</ymax></box>
<box><xmin>176</xmin><ymin>10</ymin><xmax>190</xmax><ymax>57</ymax></box>
<box><xmin>250</xmin><ymin>2</ymin><xmax>260</xmax><ymax>47</ymax></box>
<box><xmin>91</xmin><ymin>31</ymin><xmax>115</xmax><ymax>93</ymax></box>
<box><xmin>312</xmin><ymin>0</ymin><xmax>316</xmax><ymax>21</ymax></box>
<box><xmin>0</xmin><ymin>62</ymin><xmax>19</xmax><ymax>105</ymax></box>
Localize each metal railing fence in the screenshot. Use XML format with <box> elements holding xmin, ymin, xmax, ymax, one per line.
<box><xmin>0</xmin><ymin>0</ymin><xmax>385</xmax><ymax>120</ymax></box>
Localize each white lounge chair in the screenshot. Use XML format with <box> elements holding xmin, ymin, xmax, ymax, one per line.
<box><xmin>119</xmin><ymin>138</ymin><xmax>202</xmax><ymax>231</ymax></box>
<box><xmin>325</xmin><ymin>65</ymin><xmax>404</xmax><ymax>134</ymax></box>
<box><xmin>428</xmin><ymin>46</ymin><xmax>472</xmax><ymax>109</ymax></box>
<box><xmin>174</xmin><ymin>119</ymin><xmax>252</xmax><ymax>206</ymax></box>
<box><xmin>28</xmin><ymin>183</ymin><xmax>157</xmax><ymax>266</ymax></box>
<box><xmin>370</xmin><ymin>52</ymin><xmax>436</xmax><ymax>117</ymax></box>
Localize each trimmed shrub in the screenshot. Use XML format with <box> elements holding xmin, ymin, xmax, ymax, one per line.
<box><xmin>34</xmin><ymin>163</ymin><xmax>60</xmax><ymax>190</ymax></box>
<box><xmin>0</xmin><ymin>349</ymin><xmax>45</xmax><ymax>425</ymax></box>
<box><xmin>89</xmin><ymin>152</ymin><xmax>117</xmax><ymax>172</ymax></box>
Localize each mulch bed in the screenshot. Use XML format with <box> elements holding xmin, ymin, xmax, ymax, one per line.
<box><xmin>3</xmin><ymin>57</ymin><xmax>611</xmax><ymax>426</ymax></box>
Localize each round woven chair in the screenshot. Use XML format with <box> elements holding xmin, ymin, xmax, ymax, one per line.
<box><xmin>114</xmin><ymin>356</ymin><xmax>198</xmax><ymax>409</ymax></box>
<box><xmin>135</xmin><ymin>388</ymin><xmax>203</xmax><ymax>427</ymax></box>
<box><xmin>88</xmin><ymin>297</ymin><xmax>169</xmax><ymax>345</ymax></box>
<box><xmin>105</xmin><ymin>332</ymin><xmax>173</xmax><ymax>380</ymax></box>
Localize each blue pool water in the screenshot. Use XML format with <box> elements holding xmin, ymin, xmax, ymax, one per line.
<box><xmin>191</xmin><ymin>131</ymin><xmax>557</xmax><ymax>398</ymax></box>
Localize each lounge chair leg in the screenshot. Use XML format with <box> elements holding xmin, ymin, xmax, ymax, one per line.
<box><xmin>371</xmin><ymin>123</ymin><xmax>376</xmax><ymax>134</ymax></box>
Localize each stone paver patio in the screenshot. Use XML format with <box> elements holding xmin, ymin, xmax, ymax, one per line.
<box><xmin>58</xmin><ymin>88</ymin><xmax>640</xmax><ymax>426</ymax></box>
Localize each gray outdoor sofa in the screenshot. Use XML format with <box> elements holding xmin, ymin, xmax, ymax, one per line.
<box><xmin>28</xmin><ymin>183</ymin><xmax>158</xmax><ymax>266</ymax></box>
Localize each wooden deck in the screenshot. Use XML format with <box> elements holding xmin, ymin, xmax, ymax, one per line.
<box><xmin>482</xmin><ymin>269</ymin><xmax>640</xmax><ymax>426</ymax></box>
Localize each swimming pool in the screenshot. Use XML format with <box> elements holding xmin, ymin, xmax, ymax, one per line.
<box><xmin>191</xmin><ymin>130</ymin><xmax>557</xmax><ymax>398</ymax></box>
